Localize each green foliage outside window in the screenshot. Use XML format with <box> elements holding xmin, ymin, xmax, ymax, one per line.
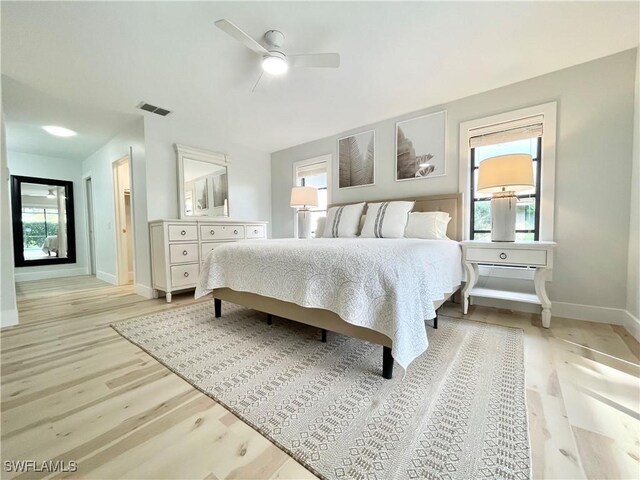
<box><xmin>23</xmin><ymin>222</ymin><xmax>58</xmax><ymax>248</ymax></box>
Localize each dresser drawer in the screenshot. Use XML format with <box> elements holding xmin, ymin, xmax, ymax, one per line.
<box><xmin>170</xmin><ymin>263</ymin><xmax>199</xmax><ymax>288</ymax></box>
<box><xmin>200</xmin><ymin>224</ymin><xmax>244</xmax><ymax>241</ymax></box>
<box><xmin>246</xmin><ymin>224</ymin><xmax>266</xmax><ymax>239</ymax></box>
<box><xmin>168</xmin><ymin>225</ymin><xmax>198</xmax><ymax>242</ymax></box>
<box><xmin>169</xmin><ymin>243</ymin><xmax>198</xmax><ymax>264</ymax></box>
<box><xmin>201</xmin><ymin>242</ymin><xmax>225</xmax><ymax>261</ymax></box>
<box><xmin>465</xmin><ymin>247</ymin><xmax>547</xmax><ymax>266</ymax></box>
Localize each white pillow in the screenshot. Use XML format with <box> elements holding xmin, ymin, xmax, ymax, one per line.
<box><xmin>358</xmin><ymin>214</ymin><xmax>366</xmax><ymax>235</ymax></box>
<box><xmin>314</xmin><ymin>217</ymin><xmax>326</xmax><ymax>238</ymax></box>
<box><xmin>404</xmin><ymin>211</ymin><xmax>451</xmax><ymax>239</ymax></box>
<box><xmin>360</xmin><ymin>201</ymin><xmax>415</xmax><ymax>238</ymax></box>
<box><xmin>322</xmin><ymin>202</ymin><xmax>366</xmax><ymax>238</ymax></box>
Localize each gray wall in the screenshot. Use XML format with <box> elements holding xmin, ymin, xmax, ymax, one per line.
<box><xmin>1</xmin><ymin>112</ymin><xmax>18</xmax><ymax>327</ymax></box>
<box><xmin>271</xmin><ymin>49</ymin><xmax>637</xmax><ymax>312</ymax></box>
<box><xmin>628</xmin><ymin>48</ymin><xmax>640</xmax><ymax>321</ymax></box>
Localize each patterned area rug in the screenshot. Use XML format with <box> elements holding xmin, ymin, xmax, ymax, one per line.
<box><xmin>112</xmin><ymin>302</ymin><xmax>530</xmax><ymax>480</ymax></box>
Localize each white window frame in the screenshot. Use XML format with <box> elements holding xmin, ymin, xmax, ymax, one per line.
<box><xmin>292</xmin><ymin>154</ymin><xmax>332</xmax><ymax>237</ymax></box>
<box><xmin>459</xmin><ymin>102</ymin><xmax>557</xmax><ymax>280</ymax></box>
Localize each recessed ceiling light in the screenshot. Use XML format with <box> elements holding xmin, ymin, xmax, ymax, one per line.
<box><xmin>42</xmin><ymin>125</ymin><xmax>77</xmax><ymax>137</ymax></box>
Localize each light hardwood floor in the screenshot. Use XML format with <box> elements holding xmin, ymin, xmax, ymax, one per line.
<box><xmin>1</xmin><ymin>276</ymin><xmax>638</xmax><ymax>479</ymax></box>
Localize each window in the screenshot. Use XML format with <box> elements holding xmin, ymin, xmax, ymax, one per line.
<box><xmin>470</xmin><ymin>136</ymin><xmax>542</xmax><ymax>240</ymax></box>
<box><xmin>294</xmin><ymin>156</ymin><xmax>330</xmax><ymax>237</ymax></box>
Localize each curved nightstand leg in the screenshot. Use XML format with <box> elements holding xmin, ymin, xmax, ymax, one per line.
<box><xmin>166</xmin><ymin>293</ymin><xmax>172</xmax><ymax>303</ymax></box>
<box><xmin>462</xmin><ymin>261</ymin><xmax>477</xmax><ymax>314</ymax></box>
<box><xmin>152</xmin><ymin>289</ymin><xmax>159</xmax><ymax>299</ymax></box>
<box><xmin>534</xmin><ymin>267</ymin><xmax>552</xmax><ymax>328</ymax></box>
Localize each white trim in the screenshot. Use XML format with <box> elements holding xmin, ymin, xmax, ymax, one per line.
<box><xmin>337</xmin><ymin>129</ymin><xmax>376</xmax><ymax>189</ymax></box>
<box><xmin>395</xmin><ymin>110</ymin><xmax>447</xmax><ymax>182</ymax></box>
<box><xmin>1</xmin><ymin>309</ymin><xmax>19</xmax><ymax>328</ymax></box>
<box><xmin>14</xmin><ymin>267</ymin><xmax>90</xmax><ymax>282</ymax></box>
<box><xmin>623</xmin><ymin>310</ymin><xmax>640</xmax><ymax>342</ymax></box>
<box><xmin>459</xmin><ymin>102</ymin><xmax>557</xmax><ymax>242</ymax></box>
<box><xmin>134</xmin><ymin>283</ymin><xmax>155</xmax><ymax>299</ymax></box>
<box><xmin>97</xmin><ymin>270</ymin><xmax>117</xmax><ymax>285</ymax></box>
<box><xmin>82</xmin><ymin>171</ymin><xmax>95</xmax><ymax>276</ymax></box>
<box><xmin>552</xmin><ymin>302</ymin><xmax>625</xmax><ymax>325</ymax></box>
<box><xmin>292</xmin><ymin>154</ymin><xmax>332</xmax><ymax>237</ymax></box>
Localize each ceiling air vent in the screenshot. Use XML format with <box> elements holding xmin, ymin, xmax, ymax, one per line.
<box><xmin>136</xmin><ymin>102</ymin><xmax>172</xmax><ymax>116</ymax></box>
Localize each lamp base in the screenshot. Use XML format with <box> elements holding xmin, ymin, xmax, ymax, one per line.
<box><xmin>490</xmin><ymin>192</ymin><xmax>517</xmax><ymax>242</ymax></box>
<box><xmin>297</xmin><ymin>209</ymin><xmax>312</xmax><ymax>239</ymax></box>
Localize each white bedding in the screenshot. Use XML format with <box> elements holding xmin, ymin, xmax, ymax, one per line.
<box><xmin>195</xmin><ymin>238</ymin><xmax>462</xmax><ymax>371</ymax></box>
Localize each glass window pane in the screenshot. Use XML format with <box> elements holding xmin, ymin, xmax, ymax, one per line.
<box><xmin>473</xmin><ymin>232</ymin><xmax>491</xmax><ymax>241</ymax></box>
<box><xmin>299</xmin><ymin>172</ymin><xmax>327</xmax><ymax>188</ymax></box>
<box><xmin>515</xmin><ymin>198</ymin><xmax>536</xmax><ymax>231</ymax></box>
<box><xmin>473</xmin><ymin>200</ymin><xmax>492</xmax><ymax>231</ymax></box>
<box><xmin>516</xmin><ymin>232</ymin><xmax>535</xmax><ymax>241</ymax></box>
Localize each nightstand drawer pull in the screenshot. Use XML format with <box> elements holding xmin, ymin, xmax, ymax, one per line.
<box><xmin>499</xmin><ymin>252</ymin><xmax>507</xmax><ymax>260</ymax></box>
<box><xmin>210</xmin><ymin>229</ymin><xmax>215</xmax><ymax>235</ymax></box>
<box><xmin>182</xmin><ymin>250</ymin><xmax>188</xmax><ymax>256</ymax></box>
<box><xmin>181</xmin><ymin>230</ymin><xmax>186</xmax><ymax>235</ymax></box>
<box><xmin>233</xmin><ymin>229</ymin><xmax>238</xmax><ymax>234</ymax></box>
<box><xmin>183</xmin><ymin>272</ymin><xmax>189</xmax><ymax>278</ymax></box>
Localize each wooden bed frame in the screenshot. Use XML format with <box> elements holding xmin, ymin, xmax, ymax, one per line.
<box><xmin>211</xmin><ymin>193</ymin><xmax>463</xmax><ymax>379</ymax></box>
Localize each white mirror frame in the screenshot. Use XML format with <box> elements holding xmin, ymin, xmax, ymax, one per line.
<box><xmin>175</xmin><ymin>143</ymin><xmax>231</xmax><ymax>219</ymax></box>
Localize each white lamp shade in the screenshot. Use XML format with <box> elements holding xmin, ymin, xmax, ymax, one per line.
<box><xmin>477</xmin><ymin>154</ymin><xmax>534</xmax><ymax>194</ymax></box>
<box><xmin>290</xmin><ymin>186</ymin><xmax>318</xmax><ymax>208</ymax></box>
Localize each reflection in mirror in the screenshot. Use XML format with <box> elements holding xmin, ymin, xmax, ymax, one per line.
<box><xmin>11</xmin><ymin>176</ymin><xmax>76</xmax><ymax>267</ymax></box>
<box><xmin>176</xmin><ymin>144</ymin><xmax>230</xmax><ymax>218</ymax></box>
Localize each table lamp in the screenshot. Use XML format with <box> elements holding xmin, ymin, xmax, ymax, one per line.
<box><xmin>290</xmin><ymin>186</ymin><xmax>318</xmax><ymax>239</ymax></box>
<box><xmin>476</xmin><ymin>153</ymin><xmax>534</xmax><ymax>242</ymax></box>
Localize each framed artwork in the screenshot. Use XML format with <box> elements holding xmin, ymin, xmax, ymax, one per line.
<box><xmin>338</xmin><ymin>129</ymin><xmax>375</xmax><ymax>189</ymax></box>
<box><xmin>396</xmin><ymin>110</ymin><xmax>446</xmax><ymax>181</ymax></box>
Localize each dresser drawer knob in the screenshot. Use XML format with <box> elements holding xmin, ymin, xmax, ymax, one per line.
<box><xmin>183</xmin><ymin>272</ymin><xmax>189</xmax><ymax>278</ymax></box>
<box><xmin>210</xmin><ymin>230</ymin><xmax>215</xmax><ymax>235</ymax></box>
<box><xmin>234</xmin><ymin>229</ymin><xmax>238</xmax><ymax>234</ymax></box>
<box><xmin>499</xmin><ymin>252</ymin><xmax>507</xmax><ymax>260</ymax></box>
<box><xmin>254</xmin><ymin>229</ymin><xmax>258</xmax><ymax>234</ymax></box>
<box><xmin>182</xmin><ymin>250</ymin><xmax>188</xmax><ymax>256</ymax></box>
<box><xmin>180</xmin><ymin>230</ymin><xmax>186</xmax><ymax>236</ymax></box>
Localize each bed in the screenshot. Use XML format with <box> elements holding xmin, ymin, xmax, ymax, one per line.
<box><xmin>195</xmin><ymin>193</ymin><xmax>463</xmax><ymax>379</ymax></box>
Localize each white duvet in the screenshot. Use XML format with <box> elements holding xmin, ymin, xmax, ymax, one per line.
<box><xmin>195</xmin><ymin>238</ymin><xmax>462</xmax><ymax>371</ymax></box>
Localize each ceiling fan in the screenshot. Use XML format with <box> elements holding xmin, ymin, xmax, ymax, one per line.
<box><xmin>215</xmin><ymin>19</ymin><xmax>340</xmax><ymax>89</ymax></box>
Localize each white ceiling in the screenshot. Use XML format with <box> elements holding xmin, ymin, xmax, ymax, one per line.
<box><xmin>2</xmin><ymin>1</ymin><xmax>638</xmax><ymax>160</ymax></box>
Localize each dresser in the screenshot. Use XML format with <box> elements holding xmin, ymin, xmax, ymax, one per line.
<box><xmin>460</xmin><ymin>240</ymin><xmax>557</xmax><ymax>328</ymax></box>
<box><xmin>149</xmin><ymin>219</ymin><xmax>268</xmax><ymax>302</ymax></box>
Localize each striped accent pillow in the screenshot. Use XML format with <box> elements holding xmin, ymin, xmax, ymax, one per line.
<box><xmin>321</xmin><ymin>203</ymin><xmax>366</xmax><ymax>238</ymax></box>
<box><xmin>360</xmin><ymin>201</ymin><xmax>415</xmax><ymax>238</ymax></box>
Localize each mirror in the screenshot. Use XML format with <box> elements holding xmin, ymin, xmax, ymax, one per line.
<box><xmin>176</xmin><ymin>144</ymin><xmax>229</xmax><ymax>218</ymax></box>
<box><xmin>10</xmin><ymin>175</ymin><xmax>76</xmax><ymax>267</ymax></box>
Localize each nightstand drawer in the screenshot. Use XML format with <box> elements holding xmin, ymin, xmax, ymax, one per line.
<box><xmin>170</xmin><ymin>263</ymin><xmax>199</xmax><ymax>288</ymax></box>
<box><xmin>465</xmin><ymin>247</ymin><xmax>547</xmax><ymax>266</ymax></box>
<box><xmin>169</xmin><ymin>243</ymin><xmax>199</xmax><ymax>264</ymax></box>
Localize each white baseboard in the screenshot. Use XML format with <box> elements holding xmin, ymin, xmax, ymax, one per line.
<box><xmin>622</xmin><ymin>310</ymin><xmax>640</xmax><ymax>342</ymax></box>
<box><xmin>14</xmin><ymin>267</ymin><xmax>89</xmax><ymax>282</ymax></box>
<box><xmin>552</xmin><ymin>302</ymin><xmax>626</xmax><ymax>325</ymax></box>
<box><xmin>96</xmin><ymin>271</ymin><xmax>117</xmax><ymax>285</ymax></box>
<box><xmin>1</xmin><ymin>308</ymin><xmax>19</xmax><ymax>328</ymax></box>
<box><xmin>134</xmin><ymin>283</ymin><xmax>154</xmax><ymax>299</ymax></box>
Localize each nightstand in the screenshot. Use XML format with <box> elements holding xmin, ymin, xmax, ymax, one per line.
<box><xmin>460</xmin><ymin>240</ymin><xmax>557</xmax><ymax>328</ymax></box>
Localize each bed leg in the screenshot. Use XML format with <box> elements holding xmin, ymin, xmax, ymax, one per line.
<box><xmin>321</xmin><ymin>329</ymin><xmax>327</xmax><ymax>343</ymax></box>
<box><xmin>267</xmin><ymin>314</ymin><xmax>273</xmax><ymax>325</ymax></box>
<box><xmin>214</xmin><ymin>299</ymin><xmax>222</xmax><ymax>318</ymax></box>
<box><xmin>382</xmin><ymin>346</ymin><xmax>394</xmax><ymax>379</ymax></box>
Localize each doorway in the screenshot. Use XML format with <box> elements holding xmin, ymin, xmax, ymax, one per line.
<box><xmin>113</xmin><ymin>156</ymin><xmax>134</xmax><ymax>285</ymax></box>
<box><xmin>85</xmin><ymin>176</ymin><xmax>96</xmax><ymax>275</ymax></box>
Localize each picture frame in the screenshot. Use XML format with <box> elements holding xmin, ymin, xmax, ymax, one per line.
<box><xmin>395</xmin><ymin>110</ymin><xmax>447</xmax><ymax>181</ymax></box>
<box><xmin>338</xmin><ymin>129</ymin><xmax>375</xmax><ymax>189</ymax></box>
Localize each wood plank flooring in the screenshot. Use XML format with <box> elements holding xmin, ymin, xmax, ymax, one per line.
<box><xmin>2</xmin><ymin>276</ymin><xmax>638</xmax><ymax>479</ymax></box>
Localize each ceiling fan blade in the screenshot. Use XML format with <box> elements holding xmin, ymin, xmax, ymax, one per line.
<box><xmin>289</xmin><ymin>53</ymin><xmax>340</xmax><ymax>68</ymax></box>
<box><xmin>215</xmin><ymin>19</ymin><xmax>269</xmax><ymax>55</ymax></box>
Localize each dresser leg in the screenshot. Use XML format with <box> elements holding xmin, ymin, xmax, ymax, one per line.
<box><xmin>214</xmin><ymin>298</ymin><xmax>222</xmax><ymax>318</ymax></box>
<box><xmin>462</xmin><ymin>262</ymin><xmax>477</xmax><ymax>314</ymax></box>
<box><xmin>166</xmin><ymin>293</ymin><xmax>172</xmax><ymax>303</ymax></box>
<box><xmin>152</xmin><ymin>289</ymin><xmax>159</xmax><ymax>299</ymax></box>
<box><xmin>534</xmin><ymin>267</ymin><xmax>552</xmax><ymax>328</ymax></box>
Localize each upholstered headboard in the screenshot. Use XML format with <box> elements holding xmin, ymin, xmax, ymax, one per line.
<box><xmin>329</xmin><ymin>193</ymin><xmax>463</xmax><ymax>241</ymax></box>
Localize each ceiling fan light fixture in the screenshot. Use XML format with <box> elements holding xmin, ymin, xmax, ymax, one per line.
<box><xmin>262</xmin><ymin>54</ymin><xmax>288</xmax><ymax>75</ymax></box>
